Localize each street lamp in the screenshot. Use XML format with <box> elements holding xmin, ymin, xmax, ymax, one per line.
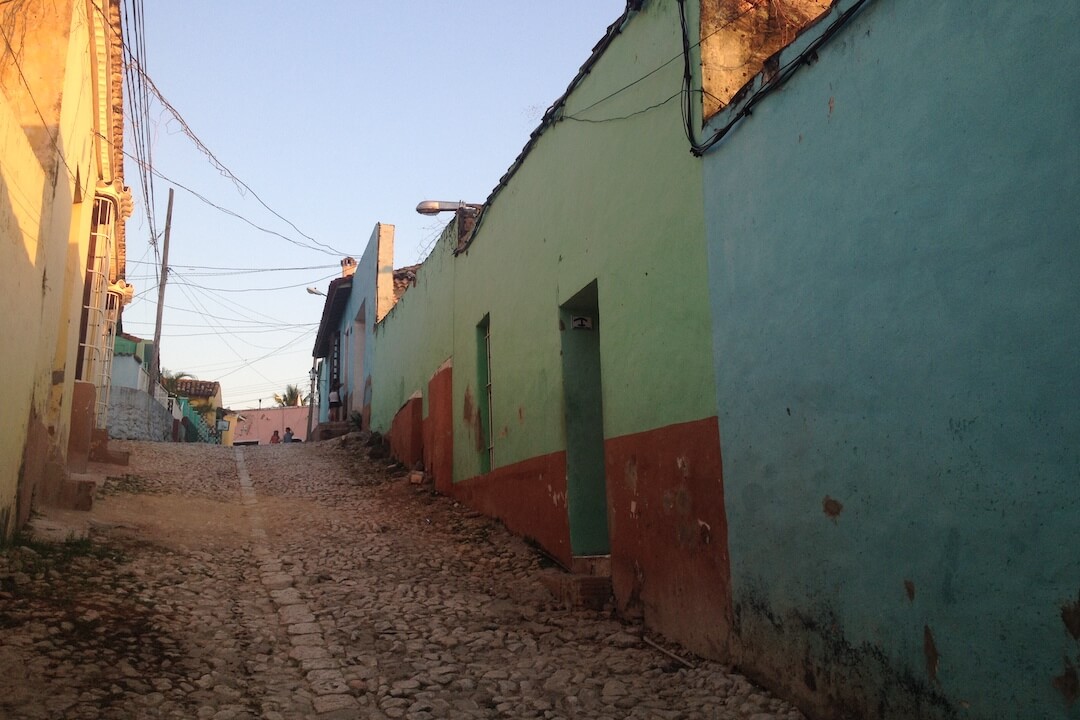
<box><xmin>306</xmin><ymin>287</ymin><xmax>326</xmax><ymax>296</ymax></box>
<box><xmin>416</xmin><ymin>200</ymin><xmax>482</xmax><ymax>216</ymax></box>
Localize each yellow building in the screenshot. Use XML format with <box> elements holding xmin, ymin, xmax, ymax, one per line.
<box><xmin>0</xmin><ymin>0</ymin><xmax>131</xmax><ymax>538</ymax></box>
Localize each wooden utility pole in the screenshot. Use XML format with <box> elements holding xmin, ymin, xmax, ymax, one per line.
<box><xmin>149</xmin><ymin>188</ymin><xmax>174</xmax><ymax>392</ymax></box>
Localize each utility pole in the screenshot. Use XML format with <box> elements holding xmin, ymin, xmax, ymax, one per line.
<box><xmin>149</xmin><ymin>188</ymin><xmax>174</xmax><ymax>393</ymax></box>
<box><xmin>306</xmin><ymin>358</ymin><xmax>317</xmax><ymax>441</ymax></box>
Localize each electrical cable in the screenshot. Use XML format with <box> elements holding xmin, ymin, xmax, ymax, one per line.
<box><xmin>679</xmin><ymin>0</ymin><xmax>872</xmax><ymax>156</ymax></box>
<box><xmin>98</xmin><ymin>132</ymin><xmax>350</xmax><ymax>258</ymax></box>
<box><xmin>0</xmin><ymin>24</ymin><xmax>77</xmax><ymax>183</ymax></box>
<box><xmin>126</xmin><ymin>259</ymin><xmax>338</xmax><ymax>275</ymax></box>
<box><xmin>167</xmin><ymin>270</ymin><xmax>339</xmax><ymax>294</ymax></box>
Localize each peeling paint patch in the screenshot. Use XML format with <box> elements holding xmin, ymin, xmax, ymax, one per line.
<box><xmin>822</xmin><ymin>495</ymin><xmax>843</xmax><ymax>521</ymax></box>
<box><xmin>462</xmin><ymin>386</ymin><xmax>483</xmax><ymax>451</ymax></box>
<box><xmin>517</xmin><ymin>406</ymin><xmax>525</xmax><ymax>424</ymax></box>
<box><xmin>698</xmin><ymin>519</ymin><xmax>712</xmax><ymax>545</ymax></box>
<box><xmin>624</xmin><ymin>457</ymin><xmax>638</xmax><ymax>495</ymax></box>
<box><xmin>904</xmin><ymin>579</ymin><xmax>916</xmax><ymax>602</ymax></box>
<box><xmin>676</xmin><ymin>455</ymin><xmax>690</xmax><ymax>478</ymax></box>
<box><xmin>1053</xmin><ymin>658</ymin><xmax>1078</xmax><ymax>705</ymax></box>
<box><xmin>1062</xmin><ymin>593</ymin><xmax>1080</xmax><ymax>641</ymax></box>
<box><xmin>463</xmin><ymin>386</ymin><xmax>474</xmax><ymax>423</ymax></box>
<box><xmin>923</xmin><ymin>625</ymin><xmax>939</xmax><ymax>683</ymax></box>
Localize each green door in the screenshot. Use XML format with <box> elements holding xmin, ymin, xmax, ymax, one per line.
<box><xmin>559</xmin><ymin>281</ymin><xmax>610</xmax><ymax>555</ymax></box>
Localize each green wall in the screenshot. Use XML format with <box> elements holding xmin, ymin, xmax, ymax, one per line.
<box><xmin>372</xmin><ymin>221</ymin><xmax>456</xmax><ymax>431</ymax></box>
<box><xmin>703</xmin><ymin>0</ymin><xmax>1080</xmax><ymax>717</ymax></box>
<box><xmin>373</xmin><ymin>0</ymin><xmax>716</xmax><ymax>482</ymax></box>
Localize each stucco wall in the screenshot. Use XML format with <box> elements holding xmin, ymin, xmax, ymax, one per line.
<box><xmin>374</xmin><ymin>0</ymin><xmax>714</xmax><ymax>471</ymax></box>
<box><xmin>111</xmin><ymin>354</ymin><xmax>145</xmax><ymax>391</ymax></box>
<box><xmin>232</xmin><ymin>406</ymin><xmax>309</xmax><ymax>445</ymax></box>
<box><xmin>107</xmin><ymin>387</ymin><xmax>172</xmax><ymax>441</ymax></box>
<box><xmin>371</xmin><ymin>0</ymin><xmax>729</xmax><ymax>658</ymax></box>
<box><xmin>372</xmin><ymin>221</ymin><xmax>456</xmax><ymax>432</ymax></box>
<box><xmin>0</xmin><ymin>0</ymin><xmax>99</xmax><ymax>537</ymax></box>
<box><xmin>702</xmin><ymin>0</ymin><xmax>1080</xmax><ymax>717</ymax></box>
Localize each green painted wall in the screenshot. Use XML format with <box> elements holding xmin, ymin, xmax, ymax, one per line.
<box><xmin>702</xmin><ymin>0</ymin><xmax>1080</xmax><ymax>717</ymax></box>
<box><xmin>372</xmin><ymin>0</ymin><xmax>715</xmax><ymax>484</ymax></box>
<box><xmin>371</xmin><ymin>221</ymin><xmax>456</xmax><ymax>431</ymax></box>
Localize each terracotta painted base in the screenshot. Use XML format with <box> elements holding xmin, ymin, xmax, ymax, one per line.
<box><xmin>389</xmin><ymin>396</ymin><xmax>423</xmax><ymax>470</ymax></box>
<box><xmin>605</xmin><ymin>416</ymin><xmax>733</xmax><ymax>659</ymax></box>
<box><xmin>452</xmin><ymin>452</ymin><xmax>571</xmax><ymax>568</ymax></box>
<box><xmin>424</xmin><ymin>365</ymin><xmax>454</xmax><ymax>495</ymax></box>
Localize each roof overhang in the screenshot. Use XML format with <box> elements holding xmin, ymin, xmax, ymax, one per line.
<box><xmin>312</xmin><ymin>276</ymin><xmax>353</xmax><ymax>358</ymax></box>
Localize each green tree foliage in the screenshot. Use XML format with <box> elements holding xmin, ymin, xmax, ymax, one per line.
<box><xmin>274</xmin><ymin>384</ymin><xmax>307</xmax><ymax>407</ymax></box>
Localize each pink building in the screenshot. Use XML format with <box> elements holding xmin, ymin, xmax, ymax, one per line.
<box><xmin>230</xmin><ymin>406</ymin><xmax>310</xmax><ymax>445</ymax></box>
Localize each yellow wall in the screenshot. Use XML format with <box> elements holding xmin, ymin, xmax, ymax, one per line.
<box><xmin>0</xmin><ymin>0</ymin><xmax>119</xmax><ymax>538</ymax></box>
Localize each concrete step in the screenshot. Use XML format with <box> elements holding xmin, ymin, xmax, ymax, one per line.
<box><xmin>538</xmin><ymin>569</ymin><xmax>613</xmax><ymax>610</ymax></box>
<box><xmin>37</xmin><ymin>470</ymin><xmax>99</xmax><ymax>512</ymax></box>
<box><xmin>311</xmin><ymin>421</ymin><xmax>353</xmax><ymax>442</ymax></box>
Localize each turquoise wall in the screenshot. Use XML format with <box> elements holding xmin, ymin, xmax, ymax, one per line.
<box><xmin>318</xmin><ymin>226</ymin><xmax>387</xmax><ymax>426</ymax></box>
<box><xmin>341</xmin><ymin>226</ymin><xmax>382</xmax><ymax>417</ymax></box>
<box><xmin>702</xmin><ymin>0</ymin><xmax>1080</xmax><ymax>717</ymax></box>
<box><xmin>373</xmin><ymin>0</ymin><xmax>716</xmax><ymax>483</ymax></box>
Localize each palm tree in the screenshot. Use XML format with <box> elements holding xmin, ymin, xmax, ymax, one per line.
<box><xmin>161</xmin><ymin>369</ymin><xmax>194</xmax><ymax>395</ymax></box>
<box><xmin>274</xmin><ymin>383</ymin><xmax>307</xmax><ymax>407</ymax></box>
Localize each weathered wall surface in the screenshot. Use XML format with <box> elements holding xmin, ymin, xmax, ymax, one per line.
<box><xmin>373</xmin><ymin>0</ymin><xmax>730</xmax><ymax>656</ymax></box>
<box><xmin>371</xmin><ymin>222</ymin><xmax>456</xmax><ymax>433</ymax></box>
<box><xmin>232</xmin><ymin>406</ymin><xmax>309</xmax><ymax>445</ymax></box>
<box><xmin>338</xmin><ymin>223</ymin><xmax>394</xmax><ymax>425</ymax></box>
<box><xmin>702</xmin><ymin>0</ymin><xmax>1080</xmax><ymax>717</ymax></box>
<box><xmin>0</xmin><ymin>0</ymin><xmax>101</xmax><ymax>538</ymax></box>
<box><xmin>107</xmin><ymin>387</ymin><xmax>172</xmax><ymax>441</ymax></box>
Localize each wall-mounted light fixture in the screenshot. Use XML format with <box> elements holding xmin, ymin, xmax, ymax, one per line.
<box><xmin>416</xmin><ymin>200</ymin><xmax>482</xmax><ymax>217</ymax></box>
<box><xmin>306</xmin><ymin>287</ymin><xmax>326</xmax><ymax>296</ymax></box>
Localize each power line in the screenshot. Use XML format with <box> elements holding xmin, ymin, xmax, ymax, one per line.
<box><xmin>126</xmin><ymin>259</ymin><xmax>338</xmax><ymax>275</ymax></box>
<box><xmin>0</xmin><ymin>24</ymin><xmax>77</xmax><ymax>184</ymax></box>
<box><xmin>99</xmin><ymin>133</ymin><xmax>350</xmax><ymax>258</ymax></box>
<box><xmin>168</xmin><ymin>268</ymin><xmax>315</xmax><ymax>328</ymax></box>
<box><xmin>167</xmin><ymin>270</ymin><xmax>339</xmax><ymax>293</ymax></box>
<box><xmin>97</xmin><ymin>2</ymin><xmax>349</xmax><ymax>261</ymax></box>
<box><xmin>118</xmin><ymin>51</ymin><xmax>347</xmax><ymax>256</ymax></box>
<box><xmin>171</xmin><ymin>276</ymin><xmax>283</xmax><ymax>384</ymax></box>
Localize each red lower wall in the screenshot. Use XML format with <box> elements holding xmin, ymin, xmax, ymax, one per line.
<box><xmin>451</xmin><ymin>452</ymin><xmax>571</xmax><ymax>568</ymax></box>
<box><xmin>425</xmin><ymin>366</ymin><xmax>454</xmax><ymax>495</ymax></box>
<box><xmin>389</xmin><ymin>397</ymin><xmax>423</xmax><ymax>470</ymax></box>
<box><xmin>605</xmin><ymin>416</ymin><xmax>732</xmax><ymax>659</ymax></box>
<box><xmin>387</xmin><ymin>395</ymin><xmax>731</xmax><ymax>659</ymax></box>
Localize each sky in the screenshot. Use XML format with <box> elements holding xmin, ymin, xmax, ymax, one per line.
<box><xmin>119</xmin><ymin>1</ymin><xmax>626</xmax><ymax>410</ymax></box>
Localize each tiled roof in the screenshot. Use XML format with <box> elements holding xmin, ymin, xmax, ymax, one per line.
<box><xmin>175</xmin><ymin>379</ymin><xmax>221</xmax><ymax>399</ymax></box>
<box><xmin>393</xmin><ymin>265</ymin><xmax>420</xmax><ymax>301</ymax></box>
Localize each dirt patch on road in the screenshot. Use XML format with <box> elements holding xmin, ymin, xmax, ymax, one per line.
<box><xmin>89</xmin><ymin>493</ymin><xmax>251</xmax><ymax>552</ymax></box>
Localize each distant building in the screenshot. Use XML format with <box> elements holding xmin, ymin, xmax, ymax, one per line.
<box><xmin>228</xmin><ymin>406</ymin><xmax>310</xmax><ymax>446</ymax></box>
<box><xmin>311</xmin><ymin>225</ymin><xmax>406</xmax><ymax>436</ymax></box>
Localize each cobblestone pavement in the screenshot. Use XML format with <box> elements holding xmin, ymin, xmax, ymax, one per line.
<box><xmin>0</xmin><ymin>437</ymin><xmax>805</xmax><ymax>720</ymax></box>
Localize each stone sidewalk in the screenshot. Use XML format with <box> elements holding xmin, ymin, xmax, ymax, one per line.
<box><xmin>0</xmin><ymin>438</ymin><xmax>805</xmax><ymax>720</ymax></box>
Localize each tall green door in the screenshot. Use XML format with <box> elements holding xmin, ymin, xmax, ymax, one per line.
<box><xmin>560</xmin><ymin>281</ymin><xmax>610</xmax><ymax>555</ymax></box>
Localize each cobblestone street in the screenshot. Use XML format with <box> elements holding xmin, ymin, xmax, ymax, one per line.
<box><xmin>0</xmin><ymin>438</ymin><xmax>805</xmax><ymax>720</ymax></box>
